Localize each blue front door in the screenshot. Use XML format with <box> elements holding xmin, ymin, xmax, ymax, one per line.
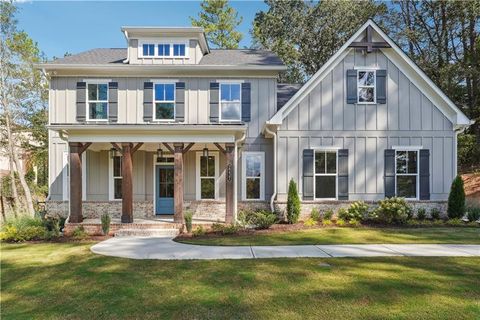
<box><xmin>155</xmin><ymin>165</ymin><xmax>174</xmax><ymax>215</ymax></box>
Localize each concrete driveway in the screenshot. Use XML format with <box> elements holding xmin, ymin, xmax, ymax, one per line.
<box><xmin>90</xmin><ymin>237</ymin><xmax>480</xmax><ymax>260</ymax></box>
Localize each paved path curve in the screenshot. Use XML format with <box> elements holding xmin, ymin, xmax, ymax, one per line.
<box><xmin>90</xmin><ymin>237</ymin><xmax>480</xmax><ymax>260</ymax></box>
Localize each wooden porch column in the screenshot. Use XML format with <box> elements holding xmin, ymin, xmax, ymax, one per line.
<box><xmin>69</xmin><ymin>143</ymin><xmax>83</xmax><ymax>223</ymax></box>
<box><xmin>225</xmin><ymin>143</ymin><xmax>235</xmax><ymax>224</ymax></box>
<box><xmin>174</xmin><ymin>143</ymin><xmax>184</xmax><ymax>224</ymax></box>
<box><xmin>121</xmin><ymin>143</ymin><xmax>133</xmax><ymax>223</ymax></box>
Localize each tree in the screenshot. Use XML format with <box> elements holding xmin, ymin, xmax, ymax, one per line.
<box><xmin>0</xmin><ymin>1</ymin><xmax>47</xmax><ymax>216</ymax></box>
<box><xmin>447</xmin><ymin>176</ymin><xmax>466</xmax><ymax>219</ymax></box>
<box><xmin>253</xmin><ymin>0</ymin><xmax>387</xmax><ymax>83</ymax></box>
<box><xmin>286</xmin><ymin>179</ymin><xmax>300</xmax><ymax>224</ymax></box>
<box><xmin>191</xmin><ymin>0</ymin><xmax>243</xmax><ymax>49</ymax></box>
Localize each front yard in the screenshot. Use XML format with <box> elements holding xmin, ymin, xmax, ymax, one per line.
<box><xmin>176</xmin><ymin>227</ymin><xmax>480</xmax><ymax>246</ymax></box>
<box><xmin>1</xmin><ymin>242</ymin><xmax>479</xmax><ymax>319</ymax></box>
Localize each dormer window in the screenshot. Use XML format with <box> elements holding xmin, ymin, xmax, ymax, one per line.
<box><xmin>142</xmin><ymin>44</ymin><xmax>155</xmax><ymax>57</ymax></box>
<box><xmin>158</xmin><ymin>44</ymin><xmax>170</xmax><ymax>56</ymax></box>
<box><xmin>173</xmin><ymin>44</ymin><xmax>186</xmax><ymax>57</ymax></box>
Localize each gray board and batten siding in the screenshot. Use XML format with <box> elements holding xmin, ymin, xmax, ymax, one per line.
<box><xmin>277</xmin><ymin>49</ymin><xmax>455</xmax><ymax>201</ymax></box>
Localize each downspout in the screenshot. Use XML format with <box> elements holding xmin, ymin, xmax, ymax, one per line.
<box><xmin>264</xmin><ymin>125</ymin><xmax>277</xmax><ymax>212</ymax></box>
<box><xmin>234</xmin><ymin>132</ymin><xmax>246</xmax><ymax>221</ymax></box>
<box><xmin>122</xmin><ymin>30</ymin><xmax>130</xmax><ymax>64</ymax></box>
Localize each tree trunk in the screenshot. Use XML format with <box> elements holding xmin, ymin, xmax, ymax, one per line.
<box><xmin>4</xmin><ymin>110</ymin><xmax>20</xmax><ymax>217</ymax></box>
<box><xmin>12</xmin><ymin>147</ymin><xmax>35</xmax><ymax>216</ymax></box>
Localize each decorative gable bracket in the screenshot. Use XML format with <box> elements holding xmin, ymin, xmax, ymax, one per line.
<box><xmin>348</xmin><ymin>25</ymin><xmax>391</xmax><ymax>53</ymax></box>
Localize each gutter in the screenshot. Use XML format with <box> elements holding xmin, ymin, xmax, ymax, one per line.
<box><xmin>47</xmin><ymin>124</ymin><xmax>247</xmax><ymax>132</ymax></box>
<box><xmin>264</xmin><ymin>125</ymin><xmax>277</xmax><ymax>212</ymax></box>
<box><xmin>122</xmin><ymin>30</ymin><xmax>130</xmax><ymax>64</ymax></box>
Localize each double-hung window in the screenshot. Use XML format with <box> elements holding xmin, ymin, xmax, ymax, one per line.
<box><xmin>154</xmin><ymin>83</ymin><xmax>175</xmax><ymax>121</ymax></box>
<box><xmin>395</xmin><ymin>150</ymin><xmax>418</xmax><ymax>199</ymax></box>
<box><xmin>87</xmin><ymin>83</ymin><xmax>108</xmax><ymax>120</ymax></box>
<box><xmin>220</xmin><ymin>83</ymin><xmax>241</xmax><ymax>121</ymax></box>
<box><xmin>173</xmin><ymin>44</ymin><xmax>186</xmax><ymax>57</ymax></box>
<box><xmin>111</xmin><ymin>155</ymin><xmax>122</xmax><ymax>200</ymax></box>
<box><xmin>314</xmin><ymin>151</ymin><xmax>337</xmax><ymax>199</ymax></box>
<box><xmin>196</xmin><ymin>152</ymin><xmax>218</xmax><ymax>200</ymax></box>
<box><xmin>357</xmin><ymin>70</ymin><xmax>376</xmax><ymax>103</ymax></box>
<box><xmin>142</xmin><ymin>44</ymin><xmax>155</xmax><ymax>57</ymax></box>
<box><xmin>242</xmin><ymin>152</ymin><xmax>265</xmax><ymax>200</ymax></box>
<box><xmin>158</xmin><ymin>44</ymin><xmax>170</xmax><ymax>56</ymax></box>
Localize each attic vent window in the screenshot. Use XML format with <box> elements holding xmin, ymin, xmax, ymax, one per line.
<box><xmin>173</xmin><ymin>44</ymin><xmax>186</xmax><ymax>57</ymax></box>
<box><xmin>158</xmin><ymin>44</ymin><xmax>170</xmax><ymax>56</ymax></box>
<box><xmin>142</xmin><ymin>44</ymin><xmax>155</xmax><ymax>57</ymax></box>
<box><xmin>357</xmin><ymin>70</ymin><xmax>375</xmax><ymax>103</ymax></box>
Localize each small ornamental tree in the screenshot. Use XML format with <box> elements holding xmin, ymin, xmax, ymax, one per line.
<box><xmin>286</xmin><ymin>179</ymin><xmax>300</xmax><ymax>224</ymax></box>
<box><xmin>447</xmin><ymin>176</ymin><xmax>466</xmax><ymax>219</ymax></box>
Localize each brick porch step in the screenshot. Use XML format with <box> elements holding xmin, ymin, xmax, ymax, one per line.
<box><xmin>114</xmin><ymin>228</ymin><xmax>180</xmax><ymax>238</ymax></box>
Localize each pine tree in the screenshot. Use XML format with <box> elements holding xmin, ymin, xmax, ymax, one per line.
<box><xmin>191</xmin><ymin>0</ymin><xmax>243</xmax><ymax>49</ymax></box>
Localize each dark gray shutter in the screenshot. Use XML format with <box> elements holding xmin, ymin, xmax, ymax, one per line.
<box><xmin>384</xmin><ymin>149</ymin><xmax>396</xmax><ymax>198</ymax></box>
<box><xmin>376</xmin><ymin>69</ymin><xmax>387</xmax><ymax>104</ymax></box>
<box><xmin>76</xmin><ymin>82</ymin><xmax>86</xmax><ymax>122</ymax></box>
<box><xmin>346</xmin><ymin>69</ymin><xmax>357</xmax><ymax>104</ymax></box>
<box><xmin>210</xmin><ymin>82</ymin><xmax>219</xmax><ymax>123</ymax></box>
<box><xmin>241</xmin><ymin>82</ymin><xmax>251</xmax><ymax>122</ymax></box>
<box><xmin>108</xmin><ymin>82</ymin><xmax>118</xmax><ymax>122</ymax></box>
<box><xmin>143</xmin><ymin>82</ymin><xmax>153</xmax><ymax>122</ymax></box>
<box><xmin>303</xmin><ymin>149</ymin><xmax>314</xmax><ymax>200</ymax></box>
<box><xmin>175</xmin><ymin>82</ymin><xmax>185</xmax><ymax>122</ymax></box>
<box><xmin>337</xmin><ymin>149</ymin><xmax>349</xmax><ymax>200</ymax></box>
<box><xmin>419</xmin><ymin>149</ymin><xmax>430</xmax><ymax>200</ymax></box>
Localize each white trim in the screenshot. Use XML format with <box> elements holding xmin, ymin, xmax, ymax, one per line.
<box><xmin>195</xmin><ymin>151</ymin><xmax>219</xmax><ymax>200</ymax></box>
<box><xmin>85</xmin><ymin>81</ymin><xmax>109</xmax><ymax>122</ymax></box>
<box><xmin>241</xmin><ymin>152</ymin><xmax>265</xmax><ymax>201</ymax></box>
<box><xmin>150</xmin><ymin>79</ymin><xmax>179</xmax><ymax>83</ymax></box>
<box><xmin>312</xmin><ymin>146</ymin><xmax>342</xmax><ymax>150</ymax></box>
<box><xmin>62</xmin><ymin>151</ymin><xmax>69</xmax><ymax>201</ymax></box>
<box><xmin>152</xmin><ymin>154</ymin><xmax>175</xmax><ymax>216</ymax></box>
<box><xmin>219</xmin><ymin>82</ymin><xmax>242</xmax><ymax>123</ymax></box>
<box><xmin>313</xmin><ymin>150</ymin><xmax>338</xmax><ymax>200</ymax></box>
<box><xmin>392</xmin><ymin>145</ymin><xmax>423</xmax><ymax>150</ymax></box>
<box><xmin>267</xmin><ymin>19</ymin><xmax>471</xmax><ymax>127</ymax></box>
<box><xmin>152</xmin><ymin>82</ymin><xmax>176</xmax><ymax>122</ymax></box>
<box><xmin>216</xmin><ymin>79</ymin><xmax>245</xmax><ymax>83</ymax></box>
<box><xmin>393</xmin><ymin>148</ymin><xmax>420</xmax><ymax>200</ymax></box>
<box><xmin>108</xmin><ymin>154</ymin><xmax>122</xmax><ymax>201</ymax></box>
<box><xmin>82</xmin><ymin>79</ymin><xmax>112</xmax><ymax>83</ymax></box>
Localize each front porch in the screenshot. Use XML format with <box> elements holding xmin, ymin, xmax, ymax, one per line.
<box><xmin>50</xmin><ymin>124</ymin><xmax>247</xmax><ymax>226</ymax></box>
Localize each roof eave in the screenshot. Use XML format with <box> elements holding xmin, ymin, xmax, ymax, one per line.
<box><xmin>35</xmin><ymin>63</ymin><xmax>286</xmax><ymax>71</ymax></box>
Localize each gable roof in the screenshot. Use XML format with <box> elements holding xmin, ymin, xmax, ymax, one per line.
<box><xmin>267</xmin><ymin>19</ymin><xmax>471</xmax><ymax>129</ymax></box>
<box><xmin>277</xmin><ymin>83</ymin><xmax>302</xmax><ymax>110</ymax></box>
<box><xmin>44</xmin><ymin>48</ymin><xmax>284</xmax><ymax>67</ymax></box>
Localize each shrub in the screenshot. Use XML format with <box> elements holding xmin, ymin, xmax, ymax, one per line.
<box><xmin>336</xmin><ymin>219</ymin><xmax>346</xmax><ymax>227</ymax></box>
<box><xmin>193</xmin><ymin>225</ymin><xmax>206</xmax><ymax>237</ymax></box>
<box><xmin>250</xmin><ymin>210</ymin><xmax>277</xmax><ymax>229</ymax></box>
<box><xmin>466</xmin><ymin>207</ymin><xmax>480</xmax><ymax>222</ymax></box>
<box><xmin>432</xmin><ymin>219</ymin><xmax>445</xmax><ymax>226</ymax></box>
<box><xmin>348</xmin><ymin>219</ymin><xmax>361</xmax><ymax>227</ymax></box>
<box><xmin>210</xmin><ymin>222</ymin><xmax>225</xmax><ymax>233</ymax></box>
<box><xmin>322</xmin><ymin>219</ymin><xmax>333</xmax><ymax>226</ymax></box>
<box><xmin>222</xmin><ymin>224</ymin><xmax>240</xmax><ymax>235</ymax></box>
<box><xmin>237</xmin><ymin>210</ymin><xmax>250</xmax><ymax>229</ymax></box>
<box><xmin>374</xmin><ymin>197</ymin><xmax>412</xmax><ymax>224</ymax></box>
<box><xmin>184</xmin><ymin>211</ymin><xmax>193</xmax><ymax>233</ymax></box>
<box><xmin>447</xmin><ymin>176</ymin><xmax>466</xmax><ymax>219</ymax></box>
<box><xmin>347</xmin><ymin>201</ymin><xmax>369</xmax><ymax>221</ymax></box>
<box><xmin>323</xmin><ymin>209</ymin><xmax>334</xmax><ymax>220</ymax></box>
<box><xmin>310</xmin><ymin>208</ymin><xmax>321</xmax><ymax>222</ymax></box>
<box><xmin>337</xmin><ymin>208</ymin><xmax>348</xmax><ymax>221</ymax></box>
<box><xmin>72</xmin><ymin>226</ymin><xmax>87</xmax><ymax>239</ymax></box>
<box><xmin>416</xmin><ymin>208</ymin><xmax>426</xmax><ymax>220</ymax></box>
<box><xmin>101</xmin><ymin>213</ymin><xmax>111</xmax><ymax>235</ymax></box>
<box><xmin>286</xmin><ymin>179</ymin><xmax>300</xmax><ymax>224</ymax></box>
<box><xmin>0</xmin><ymin>216</ymin><xmax>47</xmax><ymax>242</ymax></box>
<box><xmin>43</xmin><ymin>215</ymin><xmax>65</xmax><ymax>236</ymax></box>
<box><xmin>430</xmin><ymin>208</ymin><xmax>441</xmax><ymax>220</ymax></box>
<box><xmin>446</xmin><ymin>218</ymin><xmax>464</xmax><ymax>226</ymax></box>
<box><xmin>304</xmin><ymin>218</ymin><xmax>317</xmax><ymax>227</ymax></box>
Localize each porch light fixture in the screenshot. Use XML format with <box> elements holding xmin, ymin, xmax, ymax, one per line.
<box><xmin>203</xmin><ymin>144</ymin><xmax>209</xmax><ymax>158</ymax></box>
<box><xmin>156</xmin><ymin>146</ymin><xmax>164</xmax><ymax>162</ymax></box>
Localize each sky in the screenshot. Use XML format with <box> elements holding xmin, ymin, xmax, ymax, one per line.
<box><xmin>15</xmin><ymin>1</ymin><xmax>267</xmax><ymax>60</ymax></box>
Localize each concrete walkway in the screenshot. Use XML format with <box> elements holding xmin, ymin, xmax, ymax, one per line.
<box><xmin>90</xmin><ymin>237</ymin><xmax>480</xmax><ymax>260</ymax></box>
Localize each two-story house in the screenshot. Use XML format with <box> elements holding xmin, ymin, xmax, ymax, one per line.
<box><xmin>39</xmin><ymin>20</ymin><xmax>471</xmax><ymax>232</ymax></box>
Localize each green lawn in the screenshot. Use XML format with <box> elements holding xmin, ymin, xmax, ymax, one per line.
<box><xmin>176</xmin><ymin>227</ymin><xmax>480</xmax><ymax>246</ymax></box>
<box><xmin>1</xmin><ymin>242</ymin><xmax>480</xmax><ymax>319</ymax></box>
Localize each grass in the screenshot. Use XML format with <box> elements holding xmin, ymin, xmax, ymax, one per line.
<box><xmin>1</xmin><ymin>242</ymin><xmax>479</xmax><ymax>319</ymax></box>
<box><xmin>176</xmin><ymin>227</ymin><xmax>480</xmax><ymax>246</ymax></box>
